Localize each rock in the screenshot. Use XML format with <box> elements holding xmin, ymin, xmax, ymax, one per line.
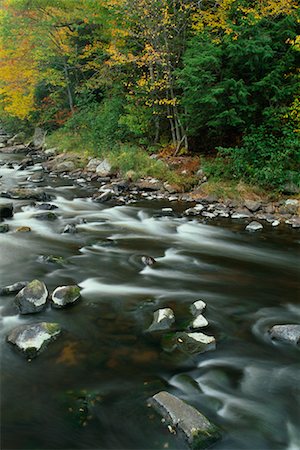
<box><xmin>245</xmin><ymin>221</ymin><xmax>263</xmax><ymax>232</ymax></box>
<box><xmin>7</xmin><ymin>322</ymin><xmax>61</xmax><ymax>359</ymax></box>
<box><xmin>63</xmin><ymin>223</ymin><xmax>77</xmax><ymax>234</ymax></box>
<box><xmin>279</xmin><ymin>201</ymin><xmax>299</xmax><ymax>215</ymax></box>
<box><xmin>136</xmin><ymin>178</ymin><xmax>163</xmax><ymax>191</ymax></box>
<box><xmin>93</xmin><ymin>191</ymin><xmax>112</xmax><ymax>203</ymax></box>
<box><xmin>164</xmin><ymin>182</ymin><xmax>182</xmax><ymax>194</ymax></box>
<box><xmin>149</xmin><ymin>391</ymin><xmax>221</xmax><ymax>447</ymax></box>
<box><xmin>86</xmin><ymin>158</ymin><xmax>103</xmax><ymax>171</ymax></box>
<box><xmin>37</xmin><ymin>255</ymin><xmax>65</xmax><ymax>265</ymax></box>
<box><xmin>33</xmin><ymin>127</ymin><xmax>46</xmax><ymax>149</ymax></box>
<box><xmin>51</xmin><ymin>285</ymin><xmax>81</xmax><ymax>309</ymax></box>
<box><xmin>27</xmin><ymin>173</ymin><xmax>44</xmax><ymax>183</ymax></box>
<box><xmin>95</xmin><ymin>159</ymin><xmax>113</xmax><ymax>177</ymax></box>
<box><xmin>7</xmin><ymin>132</ymin><xmax>26</xmax><ymax>146</ymax></box>
<box><xmin>272</xmin><ymin>220</ymin><xmax>280</xmax><ymax>227</ymax></box>
<box><xmin>283</xmin><ymin>182</ymin><xmax>300</xmax><ymax>195</ymax></box>
<box><xmin>1</xmin><ymin>188</ymin><xmax>51</xmax><ymax>202</ymax></box>
<box><xmin>141</xmin><ymin>255</ymin><xmax>156</xmax><ymax>266</ymax></box>
<box><xmin>190</xmin><ymin>300</ymin><xmax>206</xmax><ymax>316</ymax></box>
<box><xmin>175</xmin><ymin>331</ymin><xmax>216</xmax><ymax>354</ymax></box>
<box><xmin>0</xmin><ymin>281</ymin><xmax>29</xmax><ymax>296</ymax></box>
<box><xmin>15</xmin><ymin>279</ymin><xmax>48</xmax><ymax>314</ymax></box>
<box><xmin>0</xmin><ymin>224</ymin><xmax>9</xmax><ymax>233</ymax></box>
<box><xmin>244</xmin><ymin>200</ymin><xmax>261</xmax><ymax>212</ymax></box>
<box><xmin>54</xmin><ymin>161</ymin><xmax>75</xmax><ymax>173</ymax></box>
<box><xmin>269</xmin><ymin>324</ymin><xmax>300</xmax><ymax>345</ymax></box>
<box><xmin>34</xmin><ymin>212</ymin><xmax>58</xmax><ymax>221</ymax></box>
<box><xmin>190</xmin><ymin>314</ymin><xmax>208</xmax><ymax>329</ymax></box>
<box><xmin>16</xmin><ymin>226</ymin><xmax>31</xmax><ymax>232</ymax></box>
<box><xmin>231</xmin><ymin>209</ymin><xmax>252</xmax><ymax>219</ymax></box>
<box><xmin>0</xmin><ymin>202</ymin><xmax>13</xmax><ymax>220</ymax></box>
<box><xmin>37</xmin><ymin>203</ymin><xmax>58</xmax><ymax>211</ymax></box>
<box><xmin>148</xmin><ymin>308</ymin><xmax>175</xmax><ymax>332</ymax></box>
<box><xmin>264</xmin><ymin>204</ymin><xmax>276</xmax><ymax>214</ymax></box>
<box><xmin>44</xmin><ymin>148</ymin><xmax>57</xmax><ymax>157</ymax></box>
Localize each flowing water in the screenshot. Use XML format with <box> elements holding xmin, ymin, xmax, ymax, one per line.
<box><xmin>0</xmin><ymin>152</ymin><xmax>299</xmax><ymax>450</ymax></box>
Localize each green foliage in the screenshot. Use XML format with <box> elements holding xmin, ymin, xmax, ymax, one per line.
<box><xmin>205</xmin><ymin>124</ymin><xmax>300</xmax><ymax>191</ymax></box>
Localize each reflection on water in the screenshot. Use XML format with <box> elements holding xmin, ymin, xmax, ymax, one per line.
<box><xmin>0</xmin><ymin>153</ymin><xmax>300</xmax><ymax>450</ymax></box>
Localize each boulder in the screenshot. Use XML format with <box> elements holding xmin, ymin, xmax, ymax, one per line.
<box><xmin>93</xmin><ymin>191</ymin><xmax>112</xmax><ymax>203</ymax></box>
<box><xmin>190</xmin><ymin>300</ymin><xmax>206</xmax><ymax>316</ymax></box>
<box><xmin>36</xmin><ymin>203</ymin><xmax>58</xmax><ymax>211</ymax></box>
<box><xmin>95</xmin><ymin>159</ymin><xmax>113</xmax><ymax>177</ymax></box>
<box><xmin>51</xmin><ymin>285</ymin><xmax>81</xmax><ymax>309</ymax></box>
<box><xmin>141</xmin><ymin>255</ymin><xmax>156</xmax><ymax>266</ymax></box>
<box><xmin>34</xmin><ymin>212</ymin><xmax>58</xmax><ymax>221</ymax></box>
<box><xmin>15</xmin><ymin>279</ymin><xmax>48</xmax><ymax>314</ymax></box>
<box><xmin>54</xmin><ymin>161</ymin><xmax>75</xmax><ymax>173</ymax></box>
<box><xmin>244</xmin><ymin>200</ymin><xmax>261</xmax><ymax>212</ymax></box>
<box><xmin>190</xmin><ymin>314</ymin><xmax>208</xmax><ymax>329</ymax></box>
<box><xmin>27</xmin><ymin>173</ymin><xmax>45</xmax><ymax>183</ymax></box>
<box><xmin>148</xmin><ymin>308</ymin><xmax>175</xmax><ymax>332</ymax></box>
<box><xmin>0</xmin><ymin>202</ymin><xmax>13</xmax><ymax>220</ymax></box>
<box><xmin>1</xmin><ymin>188</ymin><xmax>51</xmax><ymax>202</ymax></box>
<box><xmin>269</xmin><ymin>324</ymin><xmax>300</xmax><ymax>345</ymax></box>
<box><xmin>7</xmin><ymin>322</ymin><xmax>61</xmax><ymax>359</ymax></box>
<box><xmin>231</xmin><ymin>209</ymin><xmax>252</xmax><ymax>219</ymax></box>
<box><xmin>0</xmin><ymin>281</ymin><xmax>29</xmax><ymax>296</ymax></box>
<box><xmin>175</xmin><ymin>331</ymin><xmax>216</xmax><ymax>354</ymax></box>
<box><xmin>245</xmin><ymin>221</ymin><xmax>263</xmax><ymax>232</ymax></box>
<box><xmin>86</xmin><ymin>158</ymin><xmax>103</xmax><ymax>171</ymax></box>
<box><xmin>135</xmin><ymin>178</ymin><xmax>163</xmax><ymax>191</ymax></box>
<box><xmin>149</xmin><ymin>391</ymin><xmax>221</xmax><ymax>448</ymax></box>
<box><xmin>0</xmin><ymin>224</ymin><xmax>9</xmax><ymax>233</ymax></box>
<box><xmin>16</xmin><ymin>226</ymin><xmax>31</xmax><ymax>232</ymax></box>
<box><xmin>279</xmin><ymin>200</ymin><xmax>299</xmax><ymax>215</ymax></box>
<box><xmin>63</xmin><ymin>223</ymin><xmax>77</xmax><ymax>234</ymax></box>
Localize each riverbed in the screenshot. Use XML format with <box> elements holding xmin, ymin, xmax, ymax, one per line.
<box><xmin>0</xmin><ymin>151</ymin><xmax>299</xmax><ymax>450</ymax></box>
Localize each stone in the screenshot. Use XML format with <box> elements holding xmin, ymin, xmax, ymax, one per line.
<box><xmin>245</xmin><ymin>221</ymin><xmax>263</xmax><ymax>232</ymax></box>
<box><xmin>0</xmin><ymin>202</ymin><xmax>13</xmax><ymax>220</ymax></box>
<box><xmin>27</xmin><ymin>173</ymin><xmax>44</xmax><ymax>183</ymax></box>
<box><xmin>44</xmin><ymin>148</ymin><xmax>57</xmax><ymax>157</ymax></box>
<box><xmin>96</xmin><ymin>159</ymin><xmax>113</xmax><ymax>177</ymax></box>
<box><xmin>33</xmin><ymin>127</ymin><xmax>46</xmax><ymax>149</ymax></box>
<box><xmin>7</xmin><ymin>322</ymin><xmax>61</xmax><ymax>359</ymax></box>
<box><xmin>0</xmin><ymin>224</ymin><xmax>9</xmax><ymax>233</ymax></box>
<box><xmin>175</xmin><ymin>331</ymin><xmax>216</xmax><ymax>354</ymax></box>
<box><xmin>148</xmin><ymin>308</ymin><xmax>175</xmax><ymax>332</ymax></box>
<box><xmin>54</xmin><ymin>161</ymin><xmax>75</xmax><ymax>173</ymax></box>
<box><xmin>136</xmin><ymin>178</ymin><xmax>163</xmax><ymax>191</ymax></box>
<box><xmin>1</xmin><ymin>188</ymin><xmax>51</xmax><ymax>202</ymax></box>
<box><xmin>16</xmin><ymin>226</ymin><xmax>31</xmax><ymax>232</ymax></box>
<box><xmin>34</xmin><ymin>212</ymin><xmax>58</xmax><ymax>221</ymax></box>
<box><xmin>86</xmin><ymin>158</ymin><xmax>103</xmax><ymax>171</ymax></box>
<box><xmin>37</xmin><ymin>203</ymin><xmax>58</xmax><ymax>211</ymax></box>
<box><xmin>190</xmin><ymin>300</ymin><xmax>206</xmax><ymax>316</ymax></box>
<box><xmin>190</xmin><ymin>314</ymin><xmax>208</xmax><ymax>329</ymax></box>
<box><xmin>51</xmin><ymin>285</ymin><xmax>81</xmax><ymax>308</ymax></box>
<box><xmin>93</xmin><ymin>191</ymin><xmax>112</xmax><ymax>203</ymax></box>
<box><xmin>269</xmin><ymin>324</ymin><xmax>300</xmax><ymax>345</ymax></box>
<box><xmin>37</xmin><ymin>255</ymin><xmax>66</xmax><ymax>265</ymax></box>
<box><xmin>231</xmin><ymin>209</ymin><xmax>252</xmax><ymax>219</ymax></box>
<box><xmin>63</xmin><ymin>223</ymin><xmax>77</xmax><ymax>234</ymax></box>
<box><xmin>7</xmin><ymin>132</ymin><xmax>26</xmax><ymax>146</ymax></box>
<box><xmin>271</xmin><ymin>220</ymin><xmax>280</xmax><ymax>227</ymax></box>
<box><xmin>164</xmin><ymin>183</ymin><xmax>182</xmax><ymax>194</ymax></box>
<box><xmin>149</xmin><ymin>391</ymin><xmax>221</xmax><ymax>447</ymax></box>
<box><xmin>0</xmin><ymin>281</ymin><xmax>29</xmax><ymax>296</ymax></box>
<box><xmin>279</xmin><ymin>201</ymin><xmax>299</xmax><ymax>215</ymax></box>
<box><xmin>141</xmin><ymin>255</ymin><xmax>156</xmax><ymax>266</ymax></box>
<box><xmin>15</xmin><ymin>279</ymin><xmax>48</xmax><ymax>314</ymax></box>
<box><xmin>283</xmin><ymin>182</ymin><xmax>300</xmax><ymax>195</ymax></box>
<box><xmin>244</xmin><ymin>200</ymin><xmax>261</xmax><ymax>212</ymax></box>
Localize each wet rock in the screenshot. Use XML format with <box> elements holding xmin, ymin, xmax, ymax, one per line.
<box><xmin>63</xmin><ymin>223</ymin><xmax>77</xmax><ymax>234</ymax></box>
<box><xmin>0</xmin><ymin>223</ymin><xmax>9</xmax><ymax>233</ymax></box>
<box><xmin>148</xmin><ymin>308</ymin><xmax>175</xmax><ymax>332</ymax></box>
<box><xmin>175</xmin><ymin>331</ymin><xmax>216</xmax><ymax>354</ymax></box>
<box><xmin>231</xmin><ymin>209</ymin><xmax>252</xmax><ymax>219</ymax></box>
<box><xmin>51</xmin><ymin>285</ymin><xmax>81</xmax><ymax>309</ymax></box>
<box><xmin>272</xmin><ymin>220</ymin><xmax>280</xmax><ymax>227</ymax></box>
<box><xmin>0</xmin><ymin>202</ymin><xmax>13</xmax><ymax>220</ymax></box>
<box><xmin>0</xmin><ymin>281</ymin><xmax>29</xmax><ymax>296</ymax></box>
<box><xmin>15</xmin><ymin>279</ymin><xmax>48</xmax><ymax>314</ymax></box>
<box><xmin>16</xmin><ymin>226</ymin><xmax>31</xmax><ymax>232</ymax></box>
<box><xmin>244</xmin><ymin>200</ymin><xmax>261</xmax><ymax>212</ymax></box>
<box><xmin>149</xmin><ymin>391</ymin><xmax>221</xmax><ymax>447</ymax></box>
<box><xmin>27</xmin><ymin>173</ymin><xmax>44</xmax><ymax>183</ymax></box>
<box><xmin>190</xmin><ymin>300</ymin><xmax>206</xmax><ymax>316</ymax></box>
<box><xmin>269</xmin><ymin>324</ymin><xmax>300</xmax><ymax>345</ymax></box>
<box><xmin>37</xmin><ymin>255</ymin><xmax>66</xmax><ymax>265</ymax></box>
<box><xmin>245</xmin><ymin>221</ymin><xmax>263</xmax><ymax>232</ymax></box>
<box><xmin>93</xmin><ymin>191</ymin><xmax>112</xmax><ymax>203</ymax></box>
<box><xmin>34</xmin><ymin>212</ymin><xmax>58</xmax><ymax>221</ymax></box>
<box><xmin>141</xmin><ymin>255</ymin><xmax>156</xmax><ymax>266</ymax></box>
<box><xmin>1</xmin><ymin>188</ymin><xmax>51</xmax><ymax>202</ymax></box>
<box><xmin>7</xmin><ymin>322</ymin><xmax>61</xmax><ymax>359</ymax></box>
<box><xmin>190</xmin><ymin>314</ymin><xmax>208</xmax><ymax>329</ymax></box>
<box><xmin>285</xmin><ymin>217</ymin><xmax>300</xmax><ymax>228</ymax></box>
<box><xmin>95</xmin><ymin>159</ymin><xmax>113</xmax><ymax>177</ymax></box>
<box><xmin>37</xmin><ymin>203</ymin><xmax>58</xmax><ymax>211</ymax></box>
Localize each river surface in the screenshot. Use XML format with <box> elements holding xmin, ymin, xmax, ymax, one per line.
<box><xmin>0</xmin><ymin>152</ymin><xmax>299</xmax><ymax>450</ymax></box>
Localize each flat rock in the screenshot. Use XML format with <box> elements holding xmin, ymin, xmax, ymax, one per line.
<box><xmin>15</xmin><ymin>279</ymin><xmax>48</xmax><ymax>314</ymax></box>
<box><xmin>190</xmin><ymin>300</ymin><xmax>206</xmax><ymax>316</ymax></box>
<box><xmin>51</xmin><ymin>285</ymin><xmax>81</xmax><ymax>308</ymax></box>
<box><xmin>149</xmin><ymin>391</ymin><xmax>221</xmax><ymax>447</ymax></box>
<box><xmin>7</xmin><ymin>322</ymin><xmax>61</xmax><ymax>359</ymax></box>
<box><xmin>269</xmin><ymin>324</ymin><xmax>300</xmax><ymax>345</ymax></box>
<box><xmin>245</xmin><ymin>221</ymin><xmax>263</xmax><ymax>232</ymax></box>
<box><xmin>231</xmin><ymin>209</ymin><xmax>252</xmax><ymax>219</ymax></box>
<box><xmin>0</xmin><ymin>202</ymin><xmax>13</xmax><ymax>220</ymax></box>
<box><xmin>175</xmin><ymin>331</ymin><xmax>216</xmax><ymax>354</ymax></box>
<box><xmin>148</xmin><ymin>308</ymin><xmax>175</xmax><ymax>332</ymax></box>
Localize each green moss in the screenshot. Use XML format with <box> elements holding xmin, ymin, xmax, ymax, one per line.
<box><xmin>45</xmin><ymin>323</ymin><xmax>61</xmax><ymax>335</ymax></box>
<box><xmin>191</xmin><ymin>425</ymin><xmax>222</xmax><ymax>449</ymax></box>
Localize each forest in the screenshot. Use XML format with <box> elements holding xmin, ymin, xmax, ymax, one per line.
<box><xmin>0</xmin><ymin>0</ymin><xmax>299</xmax><ymax>192</ymax></box>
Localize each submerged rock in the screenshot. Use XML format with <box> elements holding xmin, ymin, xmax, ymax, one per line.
<box><xmin>0</xmin><ymin>281</ymin><xmax>29</xmax><ymax>296</ymax></box>
<box><xmin>15</xmin><ymin>279</ymin><xmax>48</xmax><ymax>314</ymax></box>
<box><xmin>190</xmin><ymin>300</ymin><xmax>206</xmax><ymax>316</ymax></box>
<box><xmin>37</xmin><ymin>254</ymin><xmax>66</xmax><ymax>265</ymax></box>
<box><xmin>7</xmin><ymin>322</ymin><xmax>61</xmax><ymax>359</ymax></box>
<box><xmin>1</xmin><ymin>188</ymin><xmax>51</xmax><ymax>202</ymax></box>
<box><xmin>175</xmin><ymin>331</ymin><xmax>216</xmax><ymax>354</ymax></box>
<box><xmin>149</xmin><ymin>391</ymin><xmax>221</xmax><ymax>448</ymax></box>
<box><xmin>34</xmin><ymin>212</ymin><xmax>58</xmax><ymax>221</ymax></box>
<box><xmin>269</xmin><ymin>324</ymin><xmax>300</xmax><ymax>345</ymax></box>
<box><xmin>245</xmin><ymin>221</ymin><xmax>263</xmax><ymax>232</ymax></box>
<box><xmin>63</xmin><ymin>223</ymin><xmax>77</xmax><ymax>234</ymax></box>
<box><xmin>51</xmin><ymin>285</ymin><xmax>81</xmax><ymax>309</ymax></box>
<box><xmin>0</xmin><ymin>224</ymin><xmax>9</xmax><ymax>233</ymax></box>
<box><xmin>36</xmin><ymin>203</ymin><xmax>58</xmax><ymax>211</ymax></box>
<box><xmin>0</xmin><ymin>202</ymin><xmax>13</xmax><ymax>220</ymax></box>
<box><xmin>148</xmin><ymin>308</ymin><xmax>175</xmax><ymax>332</ymax></box>
<box><xmin>141</xmin><ymin>255</ymin><xmax>156</xmax><ymax>266</ymax></box>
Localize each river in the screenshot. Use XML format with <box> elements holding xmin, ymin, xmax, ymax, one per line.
<box><xmin>0</xmin><ymin>151</ymin><xmax>299</xmax><ymax>450</ymax></box>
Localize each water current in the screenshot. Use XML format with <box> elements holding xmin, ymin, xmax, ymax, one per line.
<box><xmin>0</xmin><ymin>152</ymin><xmax>299</xmax><ymax>450</ymax></box>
